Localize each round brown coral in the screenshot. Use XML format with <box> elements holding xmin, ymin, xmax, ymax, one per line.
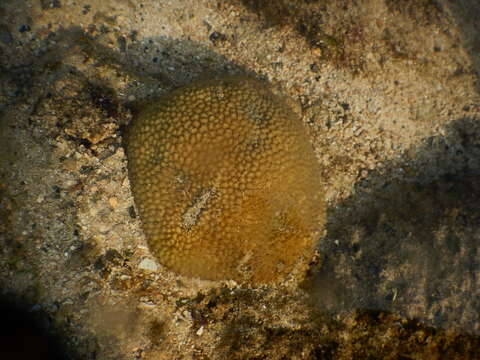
<box><xmin>126</xmin><ymin>77</ymin><xmax>325</xmax><ymax>283</ymax></box>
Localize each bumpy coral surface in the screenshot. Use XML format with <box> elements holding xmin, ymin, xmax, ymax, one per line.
<box><xmin>126</xmin><ymin>77</ymin><xmax>324</xmax><ymax>283</ymax></box>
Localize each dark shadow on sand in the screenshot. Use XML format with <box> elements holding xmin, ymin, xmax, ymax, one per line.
<box><xmin>310</xmin><ymin>117</ymin><xmax>480</xmax><ymax>334</ymax></box>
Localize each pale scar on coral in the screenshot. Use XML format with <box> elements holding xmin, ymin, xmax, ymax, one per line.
<box><xmin>125</xmin><ymin>76</ymin><xmax>325</xmax><ymax>283</ymax></box>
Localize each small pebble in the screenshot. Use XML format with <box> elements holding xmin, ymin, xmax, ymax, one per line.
<box><xmin>97</xmin><ymin>223</ymin><xmax>111</xmax><ymax>233</ymax></box>
<box><xmin>109</xmin><ymin>197</ymin><xmax>119</xmax><ymax>208</ymax></box>
<box><xmin>19</xmin><ymin>25</ymin><xmax>31</xmax><ymax>33</ymax></box>
<box><xmin>138</xmin><ymin>258</ymin><xmax>158</xmax><ymax>272</ymax></box>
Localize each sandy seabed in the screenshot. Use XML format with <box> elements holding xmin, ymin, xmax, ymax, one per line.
<box><xmin>1</xmin><ymin>0</ymin><xmax>480</xmax><ymax>359</ymax></box>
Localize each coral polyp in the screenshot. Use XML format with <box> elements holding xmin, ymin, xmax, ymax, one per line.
<box><xmin>126</xmin><ymin>77</ymin><xmax>325</xmax><ymax>283</ymax></box>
